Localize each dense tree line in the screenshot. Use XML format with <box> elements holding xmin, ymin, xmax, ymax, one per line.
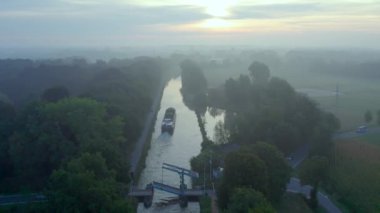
<box><xmin>212</xmin><ymin>61</ymin><xmax>340</xmax><ymax>156</ymax></box>
<box><xmin>0</xmin><ymin>57</ymin><xmax>166</xmax><ymax>211</ymax></box>
<box><xmin>190</xmin><ymin>61</ymin><xmax>339</xmax><ymax>211</ymax></box>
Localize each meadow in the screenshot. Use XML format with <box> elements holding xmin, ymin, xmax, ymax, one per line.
<box><xmin>326</xmin><ymin>139</ymin><xmax>380</xmax><ymax>212</ymax></box>
<box><xmin>273</xmin><ymin>70</ymin><xmax>380</xmax><ymax>131</ymax></box>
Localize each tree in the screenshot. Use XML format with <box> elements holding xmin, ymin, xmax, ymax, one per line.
<box><xmin>9</xmin><ymin>98</ymin><xmax>128</xmax><ymax>189</ymax></box>
<box><xmin>248</xmin><ymin>61</ymin><xmax>271</xmax><ymax>83</ymax></box>
<box><xmin>180</xmin><ymin>59</ymin><xmax>209</xmax><ymax>141</ymax></box>
<box><xmin>226</xmin><ymin>188</ymin><xmax>275</xmax><ymax>213</ymax></box>
<box><xmin>218</xmin><ymin>150</ymin><xmax>268</xmax><ymax>209</ymax></box>
<box><xmin>214</xmin><ymin>121</ymin><xmax>229</xmax><ymax>145</ymax></box>
<box><xmin>180</xmin><ymin>59</ymin><xmax>207</xmax><ymax>95</ymax></box>
<box><xmin>299</xmin><ymin>156</ymin><xmax>329</xmax><ymax>209</ymax></box>
<box><xmin>250</xmin><ymin>142</ymin><xmax>291</xmax><ymax>202</ymax></box>
<box><xmin>48</xmin><ymin>153</ymin><xmax>133</xmax><ymax>212</ymax></box>
<box><xmin>377</xmin><ymin>110</ymin><xmax>380</xmax><ymax>125</ymax></box>
<box><xmin>41</xmin><ymin>86</ymin><xmax>70</xmax><ymax>102</ymax></box>
<box><xmin>0</xmin><ymin>101</ymin><xmax>15</xmax><ymax>141</ymax></box>
<box><xmin>310</xmin><ymin>112</ymin><xmax>340</xmax><ymax>157</ymax></box>
<box><xmin>0</xmin><ymin>101</ymin><xmax>16</xmax><ymax>182</ymax></box>
<box><xmin>365</xmin><ymin>110</ymin><xmax>373</xmax><ymax>123</ymax></box>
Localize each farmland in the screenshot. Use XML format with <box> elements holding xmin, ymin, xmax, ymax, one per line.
<box><xmin>326</xmin><ymin>139</ymin><xmax>380</xmax><ymax>212</ymax></box>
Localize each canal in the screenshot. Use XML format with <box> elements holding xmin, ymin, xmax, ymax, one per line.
<box><xmin>137</xmin><ymin>77</ymin><xmax>223</xmax><ymax>212</ymax></box>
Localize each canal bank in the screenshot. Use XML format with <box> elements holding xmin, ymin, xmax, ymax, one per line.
<box><xmin>129</xmin><ymin>79</ymin><xmax>166</xmax><ymax>182</ymax></box>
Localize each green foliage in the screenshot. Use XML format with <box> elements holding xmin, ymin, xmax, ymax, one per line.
<box><xmin>180</xmin><ymin>60</ymin><xmax>208</xmax><ymax>116</ymax></box>
<box><xmin>0</xmin><ymin>92</ymin><xmax>11</xmax><ymax>104</ymax></box>
<box><xmin>327</xmin><ymin>140</ymin><xmax>380</xmax><ymax>212</ymax></box>
<box><xmin>224</xmin><ymin>75</ymin><xmax>252</xmax><ymax>109</ymax></box>
<box><xmin>41</xmin><ymin>86</ymin><xmax>69</xmax><ymax>102</ymax></box>
<box><xmin>364</xmin><ymin>109</ymin><xmax>372</xmax><ymax>123</ymax></box>
<box><xmin>190</xmin><ymin>149</ymin><xmax>222</xmax><ymax>187</ymax></box>
<box><xmin>216</xmin><ymin>66</ymin><xmax>333</xmax><ymax>155</ymax></box>
<box><xmin>250</xmin><ymin>142</ymin><xmax>291</xmax><ymax>202</ymax></box>
<box><xmin>226</xmin><ymin>188</ymin><xmax>275</xmax><ymax>213</ymax></box>
<box><xmin>199</xmin><ymin>196</ymin><xmax>212</xmax><ymax>213</ymax></box>
<box><xmin>249</xmin><ymin>61</ymin><xmax>271</xmax><ymax>83</ymax></box>
<box><xmin>0</xmin><ymin>203</ymin><xmax>50</xmax><ymax>213</ymax></box>
<box><xmin>218</xmin><ymin>150</ymin><xmax>268</xmax><ymax>209</ymax></box>
<box><xmin>217</xmin><ymin>72</ymin><xmax>340</xmax><ymax>157</ymax></box>
<box><xmin>8</xmin><ymin>97</ymin><xmax>128</xmax><ymax>189</ymax></box>
<box><xmin>180</xmin><ymin>59</ymin><xmax>207</xmax><ymax>95</ymax></box>
<box><xmin>310</xmin><ymin>112</ymin><xmax>340</xmax><ymax>156</ymax></box>
<box><xmin>0</xmin><ymin>57</ymin><xmax>164</xmax><ymax>209</ymax></box>
<box><xmin>276</xmin><ymin>193</ymin><xmax>313</xmax><ymax>213</ymax></box>
<box><xmin>299</xmin><ymin>156</ymin><xmax>329</xmax><ymax>209</ymax></box>
<box><xmin>48</xmin><ymin>153</ymin><xmax>133</xmax><ymax>212</ymax></box>
<box><xmin>180</xmin><ymin>59</ymin><xmax>209</xmax><ymax>142</ymax></box>
<box><xmin>0</xmin><ymin>101</ymin><xmax>15</xmax><ymax>140</ymax></box>
<box><xmin>203</xmin><ymin>61</ymin><xmax>338</xmax><ymax>211</ymax></box>
<box><xmin>377</xmin><ymin>110</ymin><xmax>380</xmax><ymax>125</ymax></box>
<box><xmin>214</xmin><ymin>121</ymin><xmax>229</xmax><ymax>145</ymax></box>
<box><xmin>299</xmin><ymin>156</ymin><xmax>329</xmax><ymax>187</ymax></box>
<box><xmin>0</xmin><ymin>101</ymin><xmax>16</xmax><ymax>183</ymax></box>
<box><xmin>84</xmin><ymin>68</ymin><xmax>151</xmax><ymax>143</ymax></box>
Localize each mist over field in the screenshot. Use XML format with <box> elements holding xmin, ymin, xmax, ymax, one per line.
<box><xmin>1</xmin><ymin>0</ymin><xmax>380</xmax><ymax>212</ymax></box>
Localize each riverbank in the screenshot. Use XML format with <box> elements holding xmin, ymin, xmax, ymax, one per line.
<box><xmin>129</xmin><ymin>79</ymin><xmax>167</xmax><ymax>182</ymax></box>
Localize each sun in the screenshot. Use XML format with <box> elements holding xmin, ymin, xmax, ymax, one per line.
<box><xmin>192</xmin><ymin>0</ymin><xmax>237</xmax><ymax>17</ymax></box>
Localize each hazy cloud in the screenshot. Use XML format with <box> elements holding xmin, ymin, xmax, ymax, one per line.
<box><xmin>230</xmin><ymin>3</ymin><xmax>323</xmax><ymax>19</ymax></box>
<box><xmin>0</xmin><ymin>0</ymin><xmax>379</xmax><ymax>47</ymax></box>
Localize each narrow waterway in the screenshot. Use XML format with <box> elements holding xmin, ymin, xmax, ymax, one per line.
<box><xmin>137</xmin><ymin>77</ymin><xmax>223</xmax><ymax>212</ymax></box>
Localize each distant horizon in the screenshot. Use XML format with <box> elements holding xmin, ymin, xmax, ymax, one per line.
<box><xmin>1</xmin><ymin>45</ymin><xmax>380</xmax><ymax>61</ymax></box>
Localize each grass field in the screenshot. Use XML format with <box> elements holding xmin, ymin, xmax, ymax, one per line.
<box><xmin>326</xmin><ymin>139</ymin><xmax>380</xmax><ymax>212</ymax></box>
<box><xmin>273</xmin><ymin>70</ymin><xmax>380</xmax><ymax>131</ymax></box>
<box><xmin>356</xmin><ymin>132</ymin><xmax>380</xmax><ymax>146</ymax></box>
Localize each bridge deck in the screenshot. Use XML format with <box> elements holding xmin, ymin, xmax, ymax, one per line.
<box><xmin>152</xmin><ymin>182</ymin><xmax>209</xmax><ymax>197</ymax></box>
<box><xmin>152</xmin><ymin>182</ymin><xmax>181</xmax><ymax>195</ymax></box>
<box><xmin>128</xmin><ymin>190</ymin><xmax>153</xmax><ymax>197</ymax></box>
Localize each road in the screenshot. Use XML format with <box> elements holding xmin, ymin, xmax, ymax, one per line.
<box><xmin>129</xmin><ymin>80</ymin><xmax>166</xmax><ymax>174</ymax></box>
<box><xmin>286</xmin><ymin>178</ymin><xmax>341</xmax><ymax>213</ymax></box>
<box><xmin>286</xmin><ymin>143</ymin><xmax>342</xmax><ymax>213</ymax></box>
<box><xmin>333</xmin><ymin>126</ymin><xmax>380</xmax><ymax>140</ymax></box>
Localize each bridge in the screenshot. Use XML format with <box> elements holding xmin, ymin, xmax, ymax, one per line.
<box><xmin>128</xmin><ymin>162</ymin><xmax>212</xmax><ymax>208</ymax></box>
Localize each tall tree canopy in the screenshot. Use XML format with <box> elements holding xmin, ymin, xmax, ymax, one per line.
<box><xmin>249</xmin><ymin>61</ymin><xmax>271</xmax><ymax>83</ymax></box>
<box><xmin>218</xmin><ymin>150</ymin><xmax>268</xmax><ymax>209</ymax></box>
<box><xmin>250</xmin><ymin>142</ymin><xmax>291</xmax><ymax>202</ymax></box>
<box><xmin>364</xmin><ymin>110</ymin><xmax>373</xmax><ymax>123</ymax></box>
<box><xmin>48</xmin><ymin>153</ymin><xmax>133</xmax><ymax>212</ymax></box>
<box><xmin>180</xmin><ymin>59</ymin><xmax>207</xmax><ymax>95</ymax></box>
<box><xmin>8</xmin><ymin>98</ymin><xmax>128</xmax><ymax>189</ymax></box>
<box><xmin>226</xmin><ymin>188</ymin><xmax>275</xmax><ymax>213</ymax></box>
<box><xmin>41</xmin><ymin>86</ymin><xmax>70</xmax><ymax>102</ymax></box>
<box><xmin>299</xmin><ymin>155</ymin><xmax>329</xmax><ymax>209</ymax></box>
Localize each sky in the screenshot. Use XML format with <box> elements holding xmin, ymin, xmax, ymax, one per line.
<box><xmin>1</xmin><ymin>0</ymin><xmax>380</xmax><ymax>48</ymax></box>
